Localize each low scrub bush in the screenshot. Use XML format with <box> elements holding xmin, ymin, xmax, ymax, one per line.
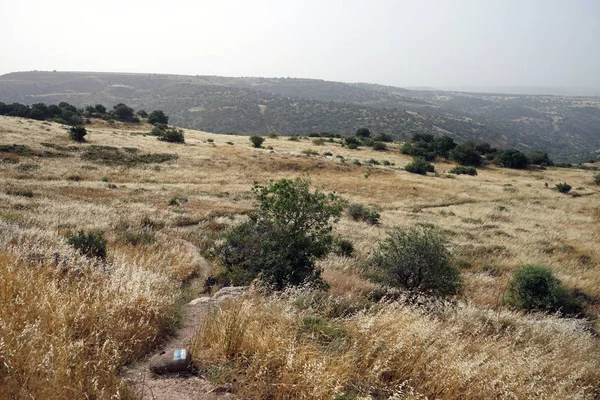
<box><xmin>555</xmin><ymin>182</ymin><xmax>572</xmax><ymax>193</ymax></box>
<box><xmin>370</xmin><ymin>225</ymin><xmax>460</xmax><ymax>296</ymax></box>
<box><xmin>449</xmin><ymin>165</ymin><xmax>478</xmax><ymax>176</ymax></box>
<box><xmin>302</xmin><ymin>149</ymin><xmax>319</xmax><ymax>156</ymax></box>
<box><xmin>372</xmin><ymin>142</ymin><xmax>387</xmax><ymax>151</ymax></box>
<box><xmin>404</xmin><ymin>157</ymin><xmax>435</xmax><ymax>175</ymax></box>
<box><xmin>6</xmin><ymin>188</ymin><xmax>34</xmax><ymax>197</ymax></box>
<box><xmin>66</xmin><ymin>230</ymin><xmax>107</xmax><ymax>260</ymax></box>
<box><xmin>69</xmin><ymin>126</ymin><xmax>87</xmax><ymax>142</ymax></box>
<box><xmin>347</xmin><ymin>203</ymin><xmax>380</xmax><ymax>225</ymax></box>
<box><xmin>249</xmin><ymin>135</ymin><xmax>264</xmax><ymax>148</ymax></box>
<box><xmin>594</xmin><ymin>173</ymin><xmax>600</xmax><ymax>185</ymax></box>
<box><xmin>158</xmin><ymin>127</ymin><xmax>185</xmax><ymax>143</ymax></box>
<box><xmin>334</xmin><ymin>238</ymin><xmax>355</xmax><ymax>257</ymax></box>
<box><xmin>505</xmin><ymin>265</ymin><xmax>580</xmax><ymax>314</ymax></box>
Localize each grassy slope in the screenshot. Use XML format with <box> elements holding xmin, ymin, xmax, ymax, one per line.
<box><xmin>1</xmin><ymin>115</ymin><xmax>600</xmax><ymax>398</ymax></box>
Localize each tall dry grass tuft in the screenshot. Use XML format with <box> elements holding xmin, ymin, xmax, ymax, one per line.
<box><xmin>0</xmin><ymin>221</ymin><xmax>178</xmax><ymax>399</ymax></box>
<box><xmin>191</xmin><ymin>292</ymin><xmax>600</xmax><ymax>399</ymax></box>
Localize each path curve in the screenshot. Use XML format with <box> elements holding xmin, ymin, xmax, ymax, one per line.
<box><xmin>121</xmin><ymin>237</ymin><xmax>233</xmax><ymax>400</ymax></box>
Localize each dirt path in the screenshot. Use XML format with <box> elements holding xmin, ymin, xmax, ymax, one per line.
<box><xmin>121</xmin><ymin>238</ymin><xmax>233</xmax><ymax>400</ymax></box>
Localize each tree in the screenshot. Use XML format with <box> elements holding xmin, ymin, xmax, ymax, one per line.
<box><xmin>217</xmin><ymin>178</ymin><xmax>343</xmax><ymax>290</ymax></box>
<box><xmin>94</xmin><ymin>104</ymin><xmax>107</xmax><ymax>114</ymax></box>
<box><xmin>147</xmin><ymin>110</ymin><xmax>168</xmax><ymax>125</ymax></box>
<box><xmin>433</xmin><ymin>136</ymin><xmax>456</xmax><ymax>158</ymax></box>
<box><xmin>355</xmin><ymin>128</ymin><xmax>371</xmax><ymax>138</ymax></box>
<box><xmin>497</xmin><ymin>149</ymin><xmax>529</xmax><ymax>169</ymax></box>
<box><xmin>29</xmin><ymin>103</ymin><xmax>49</xmax><ymax>120</ymax></box>
<box><xmin>69</xmin><ymin>126</ymin><xmax>87</xmax><ymax>142</ymax></box>
<box><xmin>370</xmin><ymin>225</ymin><xmax>460</xmax><ymax>296</ymax></box>
<box><xmin>137</xmin><ymin>110</ymin><xmax>148</xmax><ymax>118</ymax></box>
<box><xmin>112</xmin><ymin>103</ymin><xmax>134</xmax><ymax>121</ymax></box>
<box><xmin>249</xmin><ymin>135</ymin><xmax>265</xmax><ymax>148</ymax></box>
<box><xmin>528</xmin><ymin>150</ymin><xmax>553</xmax><ymax>166</ymax></box>
<box><xmin>449</xmin><ymin>141</ymin><xmax>482</xmax><ymax>166</ymax></box>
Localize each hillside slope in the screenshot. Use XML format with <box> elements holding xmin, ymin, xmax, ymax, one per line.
<box><xmin>1</xmin><ymin>71</ymin><xmax>600</xmax><ymax>161</ymax></box>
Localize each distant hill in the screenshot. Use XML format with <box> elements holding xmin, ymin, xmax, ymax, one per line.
<box><xmin>1</xmin><ymin>71</ymin><xmax>599</xmax><ymax>162</ymax></box>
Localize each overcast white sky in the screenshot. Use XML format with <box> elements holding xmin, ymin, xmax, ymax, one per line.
<box><xmin>1</xmin><ymin>0</ymin><xmax>598</xmax><ymax>89</ymax></box>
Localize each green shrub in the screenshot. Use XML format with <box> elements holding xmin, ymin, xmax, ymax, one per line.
<box><xmin>370</xmin><ymin>225</ymin><xmax>460</xmax><ymax>296</ymax></box>
<box><xmin>355</xmin><ymin>128</ymin><xmax>371</xmax><ymax>138</ymax></box>
<box><xmin>302</xmin><ymin>149</ymin><xmax>319</xmax><ymax>156</ymax></box>
<box><xmin>505</xmin><ymin>265</ymin><xmax>579</xmax><ymax>314</ymax></box>
<box><xmin>449</xmin><ymin>142</ymin><xmax>482</xmax><ymax>166</ymax></box>
<box><xmin>69</xmin><ymin>126</ymin><xmax>87</xmax><ymax>142</ymax></box>
<box><xmin>268</xmin><ymin>133</ymin><xmax>278</xmax><ymax>139</ymax></box>
<box><xmin>594</xmin><ymin>173</ymin><xmax>600</xmax><ymax>185</ymax></box>
<box><xmin>334</xmin><ymin>238</ymin><xmax>354</xmax><ymax>257</ymax></box>
<box><xmin>528</xmin><ymin>150</ymin><xmax>554</xmax><ymax>166</ymax></box>
<box><xmin>147</xmin><ymin>110</ymin><xmax>169</xmax><ymax>125</ymax></box>
<box><xmin>216</xmin><ymin>178</ymin><xmax>343</xmax><ymax>290</ymax></box>
<box><xmin>404</xmin><ymin>157</ymin><xmax>435</xmax><ymax>175</ymax></box>
<box><xmin>312</xmin><ymin>138</ymin><xmax>325</xmax><ymax>145</ymax></box>
<box><xmin>67</xmin><ymin>230</ymin><xmax>107</xmax><ymax>260</ymax></box>
<box><xmin>372</xmin><ymin>142</ymin><xmax>387</xmax><ymax>151</ymax></box>
<box><xmin>344</xmin><ymin>137</ymin><xmax>360</xmax><ymax>149</ymax></box>
<box><xmin>6</xmin><ymin>188</ymin><xmax>34</xmax><ymax>198</ymax></box>
<box><xmin>347</xmin><ymin>203</ymin><xmax>380</xmax><ymax>225</ymax></box>
<box><xmin>555</xmin><ymin>182</ymin><xmax>572</xmax><ymax>193</ymax></box>
<box><xmin>497</xmin><ymin>149</ymin><xmax>529</xmax><ymax>169</ymax></box>
<box><xmin>288</xmin><ymin>135</ymin><xmax>300</xmax><ymax>141</ymax></box>
<box><xmin>249</xmin><ymin>135</ymin><xmax>265</xmax><ymax>148</ymax></box>
<box><xmin>449</xmin><ymin>165</ymin><xmax>478</xmax><ymax>176</ymax></box>
<box><xmin>158</xmin><ymin>128</ymin><xmax>185</xmax><ymax>143</ymax></box>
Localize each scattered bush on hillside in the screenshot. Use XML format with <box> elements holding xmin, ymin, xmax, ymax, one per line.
<box><xmin>449</xmin><ymin>165</ymin><xmax>478</xmax><ymax>176</ymax></box>
<box><xmin>400</xmin><ymin>133</ymin><xmax>457</xmax><ymax>161</ymax></box>
<box><xmin>312</xmin><ymin>138</ymin><xmax>325</xmax><ymax>145</ymax></box>
<box><xmin>593</xmin><ymin>173</ymin><xmax>600</xmax><ymax>185</ymax></box>
<box><xmin>373</xmin><ymin>132</ymin><xmax>393</xmax><ymax>143</ymax></box>
<box><xmin>147</xmin><ymin>110</ymin><xmax>169</xmax><ymax>125</ymax></box>
<box><xmin>333</xmin><ymin>238</ymin><xmax>355</xmax><ymax>257</ymax></box>
<box><xmin>505</xmin><ymin>264</ymin><xmax>580</xmax><ymax>314</ymax></box>
<box><xmin>449</xmin><ymin>141</ymin><xmax>483</xmax><ymax>166</ymax></box>
<box><xmin>497</xmin><ymin>149</ymin><xmax>530</xmax><ymax>169</ymax></box>
<box><xmin>302</xmin><ymin>149</ymin><xmax>319</xmax><ymax>156</ymax></box>
<box><xmin>111</xmin><ymin>103</ymin><xmax>137</xmax><ymax>122</ymax></box>
<box><xmin>344</xmin><ymin>136</ymin><xmax>360</xmax><ymax>149</ymax></box>
<box><xmin>94</xmin><ymin>104</ymin><xmax>107</xmax><ymax>114</ymax></box>
<box><xmin>69</xmin><ymin>126</ymin><xmax>87</xmax><ymax>142</ymax></box>
<box><xmin>347</xmin><ymin>203</ymin><xmax>380</xmax><ymax>225</ymax></box>
<box><xmin>370</xmin><ymin>225</ymin><xmax>460</xmax><ymax>296</ymax></box>
<box><xmin>250</xmin><ymin>135</ymin><xmax>265</xmax><ymax>148</ymax></box>
<box><xmin>137</xmin><ymin>109</ymin><xmax>148</xmax><ymax>118</ymax></box>
<box><xmin>404</xmin><ymin>157</ymin><xmax>435</xmax><ymax>175</ymax></box>
<box><xmin>355</xmin><ymin>128</ymin><xmax>371</xmax><ymax>138</ymax></box>
<box><xmin>215</xmin><ymin>178</ymin><xmax>343</xmax><ymax>290</ymax></box>
<box><xmin>372</xmin><ymin>141</ymin><xmax>387</xmax><ymax>151</ymax></box>
<box><xmin>555</xmin><ymin>182</ymin><xmax>572</xmax><ymax>193</ymax></box>
<box><xmin>157</xmin><ymin>127</ymin><xmax>185</xmax><ymax>143</ymax></box>
<box><xmin>66</xmin><ymin>230</ymin><xmax>107</xmax><ymax>260</ymax></box>
<box><xmin>528</xmin><ymin>150</ymin><xmax>554</xmax><ymax>166</ymax></box>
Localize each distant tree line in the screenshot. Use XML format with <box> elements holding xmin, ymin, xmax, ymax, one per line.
<box><xmin>400</xmin><ymin>133</ymin><xmax>553</xmax><ymax>170</ymax></box>
<box><xmin>0</xmin><ymin>101</ymin><xmax>170</xmax><ymax>126</ymax></box>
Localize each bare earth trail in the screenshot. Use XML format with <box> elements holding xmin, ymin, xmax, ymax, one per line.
<box><xmin>121</xmin><ymin>237</ymin><xmax>233</xmax><ymax>400</ymax></box>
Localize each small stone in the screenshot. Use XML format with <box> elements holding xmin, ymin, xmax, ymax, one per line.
<box><xmin>211</xmin><ymin>286</ymin><xmax>247</xmax><ymax>301</ymax></box>
<box><xmin>149</xmin><ymin>348</ymin><xmax>192</xmax><ymax>374</ymax></box>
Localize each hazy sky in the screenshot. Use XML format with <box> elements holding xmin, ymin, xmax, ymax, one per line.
<box><xmin>1</xmin><ymin>0</ymin><xmax>599</xmax><ymax>89</ymax></box>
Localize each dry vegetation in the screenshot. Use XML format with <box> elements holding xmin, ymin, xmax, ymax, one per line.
<box><xmin>1</xmin><ymin>115</ymin><xmax>600</xmax><ymax>399</ymax></box>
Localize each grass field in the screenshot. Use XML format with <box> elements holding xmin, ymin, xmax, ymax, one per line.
<box><xmin>1</xmin><ymin>115</ymin><xmax>599</xmax><ymax>399</ymax></box>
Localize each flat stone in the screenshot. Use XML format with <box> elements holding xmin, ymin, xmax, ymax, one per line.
<box><xmin>149</xmin><ymin>348</ymin><xmax>192</xmax><ymax>375</ymax></box>
<box><xmin>189</xmin><ymin>297</ymin><xmax>211</xmax><ymax>306</ymax></box>
<box><xmin>211</xmin><ymin>286</ymin><xmax>248</xmax><ymax>301</ymax></box>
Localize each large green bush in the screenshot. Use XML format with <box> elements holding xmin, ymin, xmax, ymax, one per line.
<box><xmin>497</xmin><ymin>149</ymin><xmax>529</xmax><ymax>169</ymax></box>
<box><xmin>505</xmin><ymin>265</ymin><xmax>579</xmax><ymax>314</ymax></box>
<box><xmin>158</xmin><ymin>127</ymin><xmax>185</xmax><ymax>143</ymax></box>
<box><xmin>449</xmin><ymin>165</ymin><xmax>478</xmax><ymax>176</ymax></box>
<box><xmin>216</xmin><ymin>178</ymin><xmax>343</xmax><ymax>290</ymax></box>
<box><xmin>449</xmin><ymin>141</ymin><xmax>482</xmax><ymax>166</ymax></box>
<box><xmin>249</xmin><ymin>135</ymin><xmax>265</xmax><ymax>148</ymax></box>
<box><xmin>69</xmin><ymin>126</ymin><xmax>87</xmax><ymax>142</ymax></box>
<box><xmin>404</xmin><ymin>157</ymin><xmax>435</xmax><ymax>175</ymax></box>
<box><xmin>370</xmin><ymin>225</ymin><xmax>460</xmax><ymax>296</ymax></box>
<box><xmin>147</xmin><ymin>110</ymin><xmax>169</xmax><ymax>125</ymax></box>
<box><xmin>67</xmin><ymin>230</ymin><xmax>107</xmax><ymax>260</ymax></box>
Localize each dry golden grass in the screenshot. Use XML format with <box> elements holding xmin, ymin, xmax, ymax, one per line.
<box><xmin>2</xmin><ymin>115</ymin><xmax>600</xmax><ymax>398</ymax></box>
